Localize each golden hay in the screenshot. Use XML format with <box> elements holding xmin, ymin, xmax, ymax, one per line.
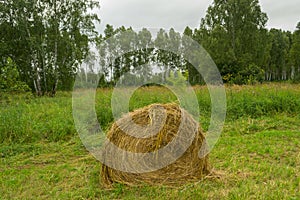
<box><xmin>101</xmin><ymin>103</ymin><xmax>210</xmax><ymax>187</ymax></box>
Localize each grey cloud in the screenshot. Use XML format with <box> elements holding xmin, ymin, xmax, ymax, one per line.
<box><xmin>260</xmin><ymin>0</ymin><xmax>300</xmax><ymax>31</ymax></box>
<box><xmin>97</xmin><ymin>0</ymin><xmax>300</xmax><ymax>33</ymax></box>
<box><xmin>98</xmin><ymin>0</ymin><xmax>210</xmax><ymax>32</ymax></box>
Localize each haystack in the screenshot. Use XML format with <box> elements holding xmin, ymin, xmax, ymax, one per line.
<box><xmin>101</xmin><ymin>103</ymin><xmax>210</xmax><ymax>187</ymax></box>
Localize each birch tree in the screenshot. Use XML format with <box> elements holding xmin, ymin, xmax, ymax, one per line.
<box><xmin>0</xmin><ymin>0</ymin><xmax>100</xmax><ymax>95</ymax></box>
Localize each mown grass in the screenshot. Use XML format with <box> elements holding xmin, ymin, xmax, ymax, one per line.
<box><xmin>1</xmin><ymin>83</ymin><xmax>300</xmax><ymax>199</ymax></box>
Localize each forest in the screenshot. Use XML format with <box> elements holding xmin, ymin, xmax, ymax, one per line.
<box><xmin>1</xmin><ymin>0</ymin><xmax>300</xmax><ymax>96</ymax></box>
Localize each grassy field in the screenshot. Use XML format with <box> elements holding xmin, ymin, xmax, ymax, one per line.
<box><xmin>1</xmin><ymin>83</ymin><xmax>300</xmax><ymax>199</ymax></box>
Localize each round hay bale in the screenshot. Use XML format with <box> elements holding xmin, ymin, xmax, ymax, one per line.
<box><xmin>101</xmin><ymin>103</ymin><xmax>210</xmax><ymax>187</ymax></box>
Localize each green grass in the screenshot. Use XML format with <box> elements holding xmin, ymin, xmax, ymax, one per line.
<box><xmin>1</xmin><ymin>83</ymin><xmax>300</xmax><ymax>199</ymax></box>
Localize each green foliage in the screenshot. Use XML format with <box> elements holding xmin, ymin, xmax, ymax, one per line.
<box><xmin>1</xmin><ymin>1</ymin><xmax>300</xmax><ymax>92</ymax></box>
<box><xmin>0</xmin><ymin>58</ymin><xmax>30</xmax><ymax>93</ymax></box>
<box><xmin>290</xmin><ymin>23</ymin><xmax>300</xmax><ymax>81</ymax></box>
<box><xmin>197</xmin><ymin>0</ymin><xmax>269</xmax><ymax>81</ymax></box>
<box><xmin>95</xmin><ymin>18</ymin><xmax>300</xmax><ymax>87</ymax></box>
<box><xmin>265</xmin><ymin>29</ymin><xmax>292</xmax><ymax>81</ymax></box>
<box><xmin>230</xmin><ymin>64</ymin><xmax>265</xmax><ymax>85</ymax></box>
<box><xmin>0</xmin><ymin>0</ymin><xmax>100</xmax><ymax>96</ymax></box>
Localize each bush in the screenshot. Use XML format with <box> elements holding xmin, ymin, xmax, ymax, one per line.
<box><xmin>230</xmin><ymin>64</ymin><xmax>265</xmax><ymax>85</ymax></box>
<box><xmin>0</xmin><ymin>57</ymin><xmax>31</xmax><ymax>93</ymax></box>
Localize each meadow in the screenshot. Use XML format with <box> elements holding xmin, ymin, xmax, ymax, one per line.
<box><xmin>1</xmin><ymin>83</ymin><xmax>300</xmax><ymax>199</ymax></box>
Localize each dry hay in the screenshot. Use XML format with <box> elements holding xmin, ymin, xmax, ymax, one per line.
<box><xmin>101</xmin><ymin>103</ymin><xmax>210</xmax><ymax>187</ymax></box>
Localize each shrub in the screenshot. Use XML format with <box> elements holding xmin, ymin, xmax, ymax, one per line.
<box><xmin>0</xmin><ymin>57</ymin><xmax>30</xmax><ymax>93</ymax></box>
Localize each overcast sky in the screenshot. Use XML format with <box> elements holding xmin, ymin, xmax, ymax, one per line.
<box><xmin>96</xmin><ymin>0</ymin><xmax>300</xmax><ymax>33</ymax></box>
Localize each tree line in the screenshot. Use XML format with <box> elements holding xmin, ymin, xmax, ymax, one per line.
<box><xmin>1</xmin><ymin>0</ymin><xmax>300</xmax><ymax>95</ymax></box>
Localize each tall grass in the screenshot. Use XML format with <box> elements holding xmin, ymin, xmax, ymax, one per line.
<box><xmin>0</xmin><ymin>93</ymin><xmax>75</xmax><ymax>143</ymax></box>
<box><xmin>225</xmin><ymin>84</ymin><xmax>300</xmax><ymax>119</ymax></box>
<box><xmin>1</xmin><ymin>83</ymin><xmax>300</xmax><ymax>143</ymax></box>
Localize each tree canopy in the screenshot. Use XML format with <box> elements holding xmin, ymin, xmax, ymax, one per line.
<box><xmin>0</xmin><ymin>0</ymin><xmax>100</xmax><ymax>95</ymax></box>
<box><xmin>1</xmin><ymin>0</ymin><xmax>300</xmax><ymax>94</ymax></box>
